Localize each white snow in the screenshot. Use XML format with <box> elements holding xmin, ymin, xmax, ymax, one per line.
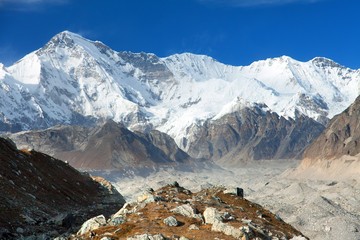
<box><xmin>8</xmin><ymin>53</ymin><xmax>41</xmax><ymax>85</ymax></box>
<box><xmin>1</xmin><ymin>31</ymin><xmax>359</xmax><ymax>146</ymax></box>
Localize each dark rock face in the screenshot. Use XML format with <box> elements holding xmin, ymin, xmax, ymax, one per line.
<box><xmin>304</xmin><ymin>95</ymin><xmax>360</xmax><ymax>160</ymax></box>
<box><xmin>185</xmin><ymin>106</ymin><xmax>324</xmax><ymax>164</ymax></box>
<box><xmin>139</xmin><ymin>129</ymin><xmax>190</xmax><ymax>163</ymax></box>
<box><xmin>117</xmin><ymin>51</ymin><xmax>174</xmax><ymax>82</ymax></box>
<box><xmin>8</xmin><ymin>120</ymin><xmax>192</xmax><ymax>170</ymax></box>
<box><xmin>0</xmin><ymin>137</ymin><xmax>125</xmax><ymax>239</ymax></box>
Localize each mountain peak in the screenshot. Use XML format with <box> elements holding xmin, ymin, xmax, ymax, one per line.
<box><xmin>43</xmin><ymin>30</ymin><xmax>98</xmax><ymax>51</ymax></box>
<box><xmin>49</xmin><ymin>30</ymin><xmax>81</xmax><ymax>47</ymax></box>
<box><xmin>311</xmin><ymin>57</ymin><xmax>344</xmax><ymax>69</ymax></box>
<box><xmin>57</xmin><ymin>30</ymin><xmax>82</xmax><ymax>38</ymax></box>
<box><xmin>165</xmin><ymin>52</ymin><xmax>218</xmax><ymax>63</ymax></box>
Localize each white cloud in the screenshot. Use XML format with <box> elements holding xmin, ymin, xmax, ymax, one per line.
<box><xmin>198</xmin><ymin>0</ymin><xmax>326</xmax><ymax>7</ymax></box>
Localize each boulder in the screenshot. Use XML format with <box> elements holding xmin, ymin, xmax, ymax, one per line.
<box><xmin>127</xmin><ymin>233</ymin><xmax>166</xmax><ymax>240</ymax></box>
<box><xmin>100</xmin><ymin>237</ymin><xmax>112</xmax><ymax>240</ymax></box>
<box><xmin>188</xmin><ymin>224</ymin><xmax>199</xmax><ymax>230</ymax></box>
<box><xmin>137</xmin><ymin>192</ymin><xmax>164</xmax><ymax>203</ymax></box>
<box><xmin>203</xmin><ymin>207</ymin><xmax>222</xmax><ymax>224</ymax></box>
<box><xmin>77</xmin><ymin>215</ymin><xmax>106</xmax><ymax>235</ymax></box>
<box><xmin>223</xmin><ymin>187</ymin><xmax>244</xmax><ymax>197</ymax></box>
<box><xmin>212</xmin><ymin>220</ymin><xmax>244</xmax><ymax>239</ymax></box>
<box><xmin>170</xmin><ymin>204</ymin><xmax>202</xmax><ymax>220</ymax></box>
<box><xmin>163</xmin><ymin>216</ymin><xmax>179</xmax><ymax>227</ymax></box>
<box><xmin>109</xmin><ymin>215</ymin><xmax>126</xmax><ymax>226</ymax></box>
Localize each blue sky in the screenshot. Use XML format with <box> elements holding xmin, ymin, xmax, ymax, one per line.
<box><xmin>0</xmin><ymin>0</ymin><xmax>359</xmax><ymax>68</ymax></box>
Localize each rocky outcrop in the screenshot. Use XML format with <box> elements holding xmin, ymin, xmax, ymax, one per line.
<box><xmin>0</xmin><ymin>137</ymin><xmax>125</xmax><ymax>239</ymax></box>
<box><xmin>8</xmin><ymin>120</ymin><xmax>192</xmax><ymax>170</ymax></box>
<box><xmin>76</xmin><ymin>215</ymin><xmax>107</xmax><ymax>235</ymax></box>
<box><xmin>73</xmin><ymin>183</ymin><xmax>307</xmax><ymax>240</ymax></box>
<box><xmin>293</xmin><ymin>95</ymin><xmax>360</xmax><ymax>179</ymax></box>
<box><xmin>184</xmin><ymin>105</ymin><xmax>324</xmax><ymax>164</ymax></box>
<box><xmin>303</xmin><ymin>95</ymin><xmax>360</xmax><ymax>159</ymax></box>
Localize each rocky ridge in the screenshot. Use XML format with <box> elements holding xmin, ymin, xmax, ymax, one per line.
<box><xmin>71</xmin><ymin>182</ymin><xmax>307</xmax><ymax>240</ymax></box>
<box><xmin>291</xmin><ymin>95</ymin><xmax>360</xmax><ymax>179</ymax></box>
<box><xmin>0</xmin><ymin>137</ymin><xmax>125</xmax><ymax>239</ymax></box>
<box><xmin>6</xmin><ymin>106</ymin><xmax>324</xmax><ymax>168</ymax></box>
<box><xmin>183</xmin><ymin>101</ymin><xmax>324</xmax><ymax>164</ymax></box>
<box><xmin>7</xmin><ymin>120</ymin><xmax>195</xmax><ymax>170</ymax></box>
<box><xmin>303</xmin><ymin>95</ymin><xmax>360</xmax><ymax>159</ymax></box>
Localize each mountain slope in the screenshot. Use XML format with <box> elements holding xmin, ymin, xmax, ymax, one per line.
<box><xmin>0</xmin><ymin>137</ymin><xmax>125</xmax><ymax>239</ymax></box>
<box><xmin>8</xmin><ymin>120</ymin><xmax>193</xmax><ymax>170</ymax></box>
<box><xmin>1</xmin><ymin>31</ymin><xmax>359</xmax><ymax>149</ymax></box>
<box><xmin>182</xmin><ymin>99</ymin><xmax>324</xmax><ymax>164</ymax></box>
<box><xmin>290</xmin><ymin>95</ymin><xmax>360</xmax><ymax>179</ymax></box>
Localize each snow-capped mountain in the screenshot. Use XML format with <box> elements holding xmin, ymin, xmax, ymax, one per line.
<box><xmin>1</xmin><ymin>31</ymin><xmax>359</xmax><ymax>148</ymax></box>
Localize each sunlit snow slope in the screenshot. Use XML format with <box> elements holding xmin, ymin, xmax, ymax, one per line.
<box><xmin>1</xmin><ymin>31</ymin><xmax>359</xmax><ymax>146</ymax></box>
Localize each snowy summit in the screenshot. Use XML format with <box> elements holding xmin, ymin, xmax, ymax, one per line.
<box><xmin>0</xmin><ymin>31</ymin><xmax>359</xmax><ymax>146</ymax></box>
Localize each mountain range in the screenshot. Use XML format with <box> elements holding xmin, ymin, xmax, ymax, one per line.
<box><xmin>1</xmin><ymin>31</ymin><xmax>360</xmax><ymax>165</ymax></box>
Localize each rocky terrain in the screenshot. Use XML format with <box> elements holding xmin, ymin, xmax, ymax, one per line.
<box><xmin>185</xmin><ymin>102</ymin><xmax>324</xmax><ymax>164</ymax></box>
<box><xmin>7</xmin><ymin>120</ymin><xmax>195</xmax><ymax>170</ymax></box>
<box><xmin>6</xmin><ymin>105</ymin><xmax>324</xmax><ymax>169</ymax></box>
<box><xmin>289</xmin><ymin>95</ymin><xmax>360</xmax><ymax>180</ymax></box>
<box><xmin>108</xmin><ymin>161</ymin><xmax>360</xmax><ymax>240</ymax></box>
<box><xmin>0</xmin><ymin>137</ymin><xmax>125</xmax><ymax>239</ymax></box>
<box><xmin>71</xmin><ymin>182</ymin><xmax>307</xmax><ymax>240</ymax></box>
<box><xmin>304</xmin><ymin>95</ymin><xmax>360</xmax><ymax>159</ymax></box>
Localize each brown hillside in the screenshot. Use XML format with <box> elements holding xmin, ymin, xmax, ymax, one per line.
<box><xmin>0</xmin><ymin>137</ymin><xmax>125</xmax><ymax>239</ymax></box>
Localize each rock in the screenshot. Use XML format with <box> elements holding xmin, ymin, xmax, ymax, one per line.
<box><xmin>100</xmin><ymin>237</ymin><xmax>112</xmax><ymax>240</ymax></box>
<box><xmin>324</xmin><ymin>225</ymin><xmax>331</xmax><ymax>232</ymax></box>
<box><xmin>137</xmin><ymin>193</ymin><xmax>152</xmax><ymax>202</ymax></box>
<box><xmin>188</xmin><ymin>224</ymin><xmax>200</xmax><ymax>230</ymax></box>
<box><xmin>112</xmin><ymin>203</ymin><xmax>130</xmax><ymax>217</ymax></box>
<box><xmin>127</xmin><ymin>233</ymin><xmax>166</xmax><ymax>240</ymax></box>
<box><xmin>212</xmin><ymin>219</ymin><xmax>244</xmax><ymax>238</ymax></box>
<box><xmin>171</xmin><ymin>181</ymin><xmax>180</xmax><ymax>187</ymax></box>
<box><xmin>109</xmin><ymin>215</ymin><xmax>126</xmax><ymax>226</ymax></box>
<box><xmin>16</xmin><ymin>227</ymin><xmax>24</xmax><ymax>234</ymax></box>
<box><xmin>171</xmin><ymin>204</ymin><xmax>202</xmax><ymax>220</ymax></box>
<box><xmin>163</xmin><ymin>216</ymin><xmax>179</xmax><ymax>227</ymax></box>
<box><xmin>62</xmin><ymin>213</ymin><xmax>76</xmax><ymax>228</ymax></box>
<box><xmin>77</xmin><ymin>215</ymin><xmax>106</xmax><ymax>235</ymax></box>
<box><xmin>203</xmin><ymin>207</ymin><xmax>222</xmax><ymax>224</ymax></box>
<box><xmin>222</xmin><ymin>212</ymin><xmax>235</xmax><ymax>221</ymax></box>
<box><xmin>137</xmin><ymin>193</ymin><xmax>164</xmax><ymax>203</ymax></box>
<box><xmin>223</xmin><ymin>187</ymin><xmax>244</xmax><ymax>197</ymax></box>
<box><xmin>53</xmin><ymin>237</ymin><xmax>68</xmax><ymax>240</ymax></box>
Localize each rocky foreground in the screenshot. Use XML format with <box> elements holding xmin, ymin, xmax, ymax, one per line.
<box><xmin>71</xmin><ymin>182</ymin><xmax>307</xmax><ymax>240</ymax></box>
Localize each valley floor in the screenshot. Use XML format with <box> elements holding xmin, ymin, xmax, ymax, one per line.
<box><xmin>93</xmin><ymin>160</ymin><xmax>360</xmax><ymax>240</ymax></box>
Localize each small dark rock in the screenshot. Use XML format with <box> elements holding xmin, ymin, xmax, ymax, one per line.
<box><xmin>62</xmin><ymin>213</ymin><xmax>76</xmax><ymax>229</ymax></box>
<box><xmin>171</xmin><ymin>181</ymin><xmax>180</xmax><ymax>188</ymax></box>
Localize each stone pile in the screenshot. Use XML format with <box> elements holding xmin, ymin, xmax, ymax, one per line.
<box><xmin>71</xmin><ymin>182</ymin><xmax>307</xmax><ymax>240</ymax></box>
